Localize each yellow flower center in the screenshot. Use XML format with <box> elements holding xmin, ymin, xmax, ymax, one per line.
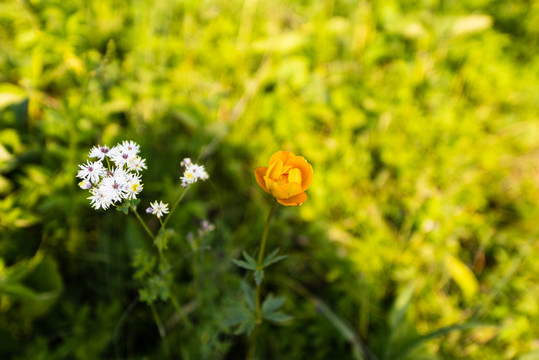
<box><xmin>130</xmin><ymin>183</ymin><xmax>140</xmax><ymax>192</ymax></box>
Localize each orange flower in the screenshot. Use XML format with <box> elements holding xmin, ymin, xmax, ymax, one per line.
<box><xmin>254</xmin><ymin>151</ymin><xmax>313</xmax><ymax>206</ymax></box>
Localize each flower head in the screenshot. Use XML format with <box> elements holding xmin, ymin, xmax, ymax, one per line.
<box><xmin>89</xmin><ymin>145</ymin><xmax>111</xmax><ymax>161</ymax></box>
<box><xmin>180</xmin><ymin>159</ymin><xmax>209</xmax><ymax>187</ymax></box>
<box><xmin>88</xmin><ymin>186</ymin><xmax>113</xmax><ymax>210</ymax></box>
<box><xmin>77</xmin><ymin>140</ymin><xmax>147</xmax><ymax>211</ymax></box>
<box><xmin>254</xmin><ymin>150</ymin><xmax>313</xmax><ymax>206</ymax></box>
<box><xmin>128</xmin><ymin>156</ymin><xmax>147</xmax><ymax>173</ymax></box>
<box><xmin>149</xmin><ymin>201</ymin><xmax>169</xmax><ymax>218</ymax></box>
<box><xmin>77</xmin><ymin>160</ymin><xmax>107</xmax><ymax>184</ymax></box>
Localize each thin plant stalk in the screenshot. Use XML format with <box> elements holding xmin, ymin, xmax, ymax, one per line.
<box><xmin>131</xmin><ymin>205</ymin><xmax>155</xmax><ymax>239</ymax></box>
<box><xmin>254</xmin><ymin>198</ymin><xmax>278</xmax><ymax>323</ymax></box>
<box><xmin>163</xmin><ymin>187</ymin><xmax>190</xmax><ymax>228</ymax></box>
<box><xmin>247</xmin><ymin>199</ymin><xmax>278</xmax><ymax>359</ymax></box>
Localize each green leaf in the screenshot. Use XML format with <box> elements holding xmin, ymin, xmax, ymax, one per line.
<box><xmin>242</xmin><ymin>251</ymin><xmax>257</xmax><ymax>268</ymax></box>
<box><xmin>313</xmin><ymin>297</ymin><xmax>367</xmax><ymax>360</ymax></box>
<box><xmin>116</xmin><ymin>202</ymin><xmax>129</xmax><ymax>215</ymax></box>
<box><xmin>445</xmin><ymin>255</ymin><xmax>479</xmax><ymax>300</ymax></box>
<box><xmin>241</xmin><ymin>280</ymin><xmax>255</xmax><ymax>311</ymax></box>
<box><xmin>222</xmin><ymin>306</ymin><xmax>253</xmax><ymax>327</ymax></box>
<box><xmin>254</xmin><ymin>269</ymin><xmax>264</xmax><ymax>286</ymax></box>
<box><xmin>263</xmin><ymin>311</ymin><xmax>293</xmax><ymax>323</ymax></box>
<box><xmin>234</xmin><ymin>318</ymin><xmax>255</xmax><ymax>335</ymax></box>
<box><xmin>262</xmin><ymin>248</ymin><xmax>288</xmax><ymax>268</ymax></box>
<box><xmin>262</xmin><ymin>294</ymin><xmax>285</xmax><ymax>315</ymax></box>
<box><xmin>0</xmin><ymin>283</ymin><xmax>38</xmax><ymax>300</ymax></box>
<box><xmin>393</xmin><ymin>322</ymin><xmax>491</xmax><ymax>360</ymax></box>
<box><xmin>384</xmin><ymin>282</ymin><xmax>416</xmax><ymax>360</ymax></box>
<box><xmin>154</xmin><ymin>228</ymin><xmax>174</xmax><ymax>253</ymax></box>
<box><xmin>231</xmin><ymin>259</ymin><xmax>257</xmax><ymax>271</ymax></box>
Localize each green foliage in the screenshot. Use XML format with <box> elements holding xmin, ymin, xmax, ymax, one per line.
<box><xmin>1</xmin><ymin>0</ymin><xmax>538</xmax><ymax>358</ymax></box>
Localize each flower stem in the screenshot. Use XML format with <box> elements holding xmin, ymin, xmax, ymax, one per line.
<box><xmin>169</xmin><ymin>290</ymin><xmax>194</xmax><ymax>329</ymax></box>
<box><xmin>131</xmin><ymin>206</ymin><xmax>154</xmax><ymax>239</ymax></box>
<box><xmin>163</xmin><ymin>187</ymin><xmax>189</xmax><ymax>228</ymax></box>
<box><xmin>254</xmin><ymin>198</ymin><xmax>278</xmax><ymax>324</ymax></box>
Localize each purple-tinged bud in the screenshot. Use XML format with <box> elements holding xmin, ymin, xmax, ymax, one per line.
<box><xmin>181</xmin><ymin>158</ymin><xmax>192</xmax><ymax>167</ymax></box>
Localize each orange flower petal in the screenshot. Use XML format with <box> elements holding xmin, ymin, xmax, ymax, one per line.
<box><xmin>268</xmin><ymin>159</ymin><xmax>284</xmax><ymax>180</ymax></box>
<box><xmin>254</xmin><ymin>167</ymin><xmax>269</xmax><ymax>192</ymax></box>
<box><xmin>278</xmin><ymin>182</ymin><xmax>303</xmax><ymax>198</ymax></box>
<box><xmin>285</xmin><ymin>156</ymin><xmax>313</xmax><ymax>191</ymax></box>
<box><xmin>266</xmin><ymin>181</ymin><xmax>302</xmax><ymax>199</ymax></box>
<box><xmin>277</xmin><ymin>192</ymin><xmax>307</xmax><ymax>206</ymax></box>
<box><xmin>269</xmin><ymin>151</ymin><xmax>295</xmax><ymax>167</ymax></box>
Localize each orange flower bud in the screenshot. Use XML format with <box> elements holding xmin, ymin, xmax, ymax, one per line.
<box><xmin>254</xmin><ymin>151</ymin><xmax>313</xmax><ymax>206</ymax></box>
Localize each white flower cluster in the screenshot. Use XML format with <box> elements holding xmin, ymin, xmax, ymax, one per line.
<box><xmin>180</xmin><ymin>158</ymin><xmax>209</xmax><ymax>188</ymax></box>
<box><xmin>77</xmin><ymin>141</ymin><xmax>147</xmax><ymax>210</ymax></box>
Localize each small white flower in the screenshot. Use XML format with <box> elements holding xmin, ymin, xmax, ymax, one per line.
<box><xmin>109</xmin><ymin>146</ymin><xmax>135</xmax><ymax>168</ymax></box>
<box><xmin>89</xmin><ymin>145</ymin><xmax>111</xmax><ymax>161</ymax></box>
<box><xmin>180</xmin><ymin>162</ymin><xmax>209</xmax><ymax>187</ymax></box>
<box><xmin>191</xmin><ymin>164</ymin><xmax>209</xmax><ymax>181</ymax></box>
<box><xmin>128</xmin><ymin>156</ymin><xmax>147</xmax><ymax>173</ymax></box>
<box><xmin>149</xmin><ymin>201</ymin><xmax>169</xmax><ymax>218</ymax></box>
<box><xmin>77</xmin><ymin>160</ymin><xmax>107</xmax><ymax>184</ymax></box>
<box><xmin>125</xmin><ymin>180</ymin><xmax>143</xmax><ymax>199</ymax></box>
<box><xmin>78</xmin><ymin>180</ymin><xmax>92</xmax><ymax>190</ymax></box>
<box><xmin>100</xmin><ymin>173</ymin><xmax>128</xmax><ymax>202</ymax></box>
<box><xmin>180</xmin><ymin>167</ymin><xmax>197</xmax><ymax>186</ymax></box>
<box><xmin>198</xmin><ymin>220</ymin><xmax>215</xmax><ymax>237</ymax></box>
<box><xmin>88</xmin><ymin>187</ymin><xmax>113</xmax><ymax>210</ymax></box>
<box><xmin>121</xmin><ymin>140</ymin><xmax>140</xmax><ymax>155</ymax></box>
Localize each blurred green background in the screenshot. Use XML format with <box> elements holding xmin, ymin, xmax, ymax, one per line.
<box><xmin>1</xmin><ymin>0</ymin><xmax>539</xmax><ymax>359</ymax></box>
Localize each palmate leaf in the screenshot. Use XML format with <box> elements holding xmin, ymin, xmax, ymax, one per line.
<box><xmin>254</xmin><ymin>269</ymin><xmax>264</xmax><ymax>286</ymax></box>
<box><xmin>242</xmin><ymin>251</ymin><xmax>257</xmax><ymax>268</ymax></box>
<box><xmin>262</xmin><ymin>293</ymin><xmax>285</xmax><ymax>315</ymax></box>
<box><xmin>234</xmin><ymin>318</ymin><xmax>256</xmax><ymax>335</ymax></box>
<box><xmin>222</xmin><ymin>305</ymin><xmax>253</xmax><ymax>327</ymax></box>
<box><xmin>231</xmin><ymin>259</ymin><xmax>256</xmax><ymax>271</ymax></box>
<box><xmin>241</xmin><ymin>280</ymin><xmax>255</xmax><ymax>311</ymax></box>
<box><xmin>263</xmin><ymin>311</ymin><xmax>293</xmax><ymax>323</ymax></box>
<box><xmin>262</xmin><ymin>248</ymin><xmax>289</xmax><ymax>268</ymax></box>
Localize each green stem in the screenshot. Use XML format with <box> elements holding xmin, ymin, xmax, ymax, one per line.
<box><xmin>150</xmin><ymin>304</ymin><xmax>170</xmax><ymax>358</ymax></box>
<box><xmin>131</xmin><ymin>205</ymin><xmax>154</xmax><ymax>239</ymax></box>
<box><xmin>254</xmin><ymin>198</ymin><xmax>278</xmax><ymax>324</ymax></box>
<box><xmin>162</xmin><ymin>187</ymin><xmax>190</xmax><ymax>228</ymax></box>
<box><xmin>245</xmin><ymin>326</ymin><xmax>260</xmax><ymax>360</ymax></box>
<box><xmin>169</xmin><ymin>291</ymin><xmax>194</xmax><ymax>329</ymax></box>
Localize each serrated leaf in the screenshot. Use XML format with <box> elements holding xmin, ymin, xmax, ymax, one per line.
<box><xmin>242</xmin><ymin>251</ymin><xmax>257</xmax><ymax>267</ymax></box>
<box><xmin>222</xmin><ymin>306</ymin><xmax>253</xmax><ymax>327</ymax></box>
<box><xmin>234</xmin><ymin>318</ymin><xmax>256</xmax><ymax>335</ymax></box>
<box><xmin>262</xmin><ymin>294</ymin><xmax>285</xmax><ymax>315</ymax></box>
<box><xmin>231</xmin><ymin>259</ymin><xmax>257</xmax><ymax>270</ymax></box>
<box><xmin>263</xmin><ymin>255</ymin><xmax>288</xmax><ymax>268</ymax></box>
<box><xmin>116</xmin><ymin>204</ymin><xmax>129</xmax><ymax>215</ymax></box>
<box><xmin>262</xmin><ymin>248</ymin><xmax>289</xmax><ymax>268</ymax></box>
<box><xmin>241</xmin><ymin>280</ymin><xmax>255</xmax><ymax>311</ymax></box>
<box><xmin>254</xmin><ymin>269</ymin><xmax>264</xmax><ymax>286</ymax></box>
<box><xmin>263</xmin><ymin>311</ymin><xmax>293</xmax><ymax>323</ymax></box>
